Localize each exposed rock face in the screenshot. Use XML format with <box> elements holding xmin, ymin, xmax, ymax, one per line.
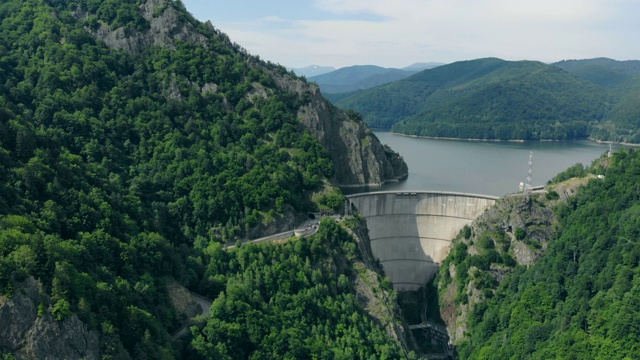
<box><xmin>272</xmin><ymin>73</ymin><xmax>408</xmax><ymax>186</ymax></box>
<box><xmin>85</xmin><ymin>0</ymin><xmax>408</xmax><ymax>188</ymax></box>
<box><xmin>90</xmin><ymin>0</ymin><xmax>209</xmax><ymax>53</ymax></box>
<box><xmin>439</xmin><ymin>194</ymin><xmax>557</xmax><ymax>344</ymax></box>
<box><xmin>477</xmin><ymin>195</ymin><xmax>556</xmax><ymax>264</ymax></box>
<box><xmin>248</xmin><ymin>206</ymin><xmax>300</xmax><ymax>239</ymax></box>
<box><xmin>166</xmin><ymin>280</ymin><xmax>201</xmax><ymax>324</ymax></box>
<box><xmin>0</xmin><ymin>278</ymin><xmax>100</xmax><ymax>360</ymax></box>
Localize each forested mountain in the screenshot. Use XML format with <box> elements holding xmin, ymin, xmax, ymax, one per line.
<box><xmin>553</xmin><ymin>58</ymin><xmax>640</xmax><ymax>89</ymax></box>
<box><xmin>308</xmin><ymin>65</ymin><xmax>416</xmax><ymax>94</ymax></box>
<box><xmin>334</xmin><ymin>57</ymin><xmax>640</xmax><ymax>142</ymax></box>
<box><xmin>334</xmin><ymin>58</ymin><xmax>607</xmax><ymax>140</ymax></box>
<box><xmin>554</xmin><ymin>58</ymin><xmax>640</xmax><ymax>142</ymax></box>
<box><xmin>402</xmin><ymin>62</ymin><xmax>444</xmax><ymax>72</ymax></box>
<box><xmin>0</xmin><ymin>0</ymin><xmax>408</xmax><ymax>358</ymax></box>
<box><xmin>437</xmin><ymin>150</ymin><xmax>640</xmax><ymax>359</ymax></box>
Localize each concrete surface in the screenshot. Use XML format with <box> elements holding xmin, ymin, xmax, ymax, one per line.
<box><xmin>347</xmin><ymin>191</ymin><xmax>498</xmax><ymax>291</ymax></box>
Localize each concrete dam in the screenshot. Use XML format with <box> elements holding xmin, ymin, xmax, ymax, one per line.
<box><xmin>347</xmin><ymin>191</ymin><xmax>498</xmax><ymax>291</ymax></box>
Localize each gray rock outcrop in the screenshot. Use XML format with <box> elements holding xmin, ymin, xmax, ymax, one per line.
<box><xmin>0</xmin><ymin>278</ymin><xmax>100</xmax><ymax>360</ymax></box>
<box><xmin>271</xmin><ymin>72</ymin><xmax>408</xmax><ymax>187</ymax></box>
<box><xmin>89</xmin><ymin>0</ymin><xmax>209</xmax><ymax>53</ymax></box>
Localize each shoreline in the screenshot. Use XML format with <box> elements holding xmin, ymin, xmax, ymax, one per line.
<box><xmin>385</xmin><ymin>132</ymin><xmax>640</xmax><ymax>147</ymax></box>
<box><xmin>589</xmin><ymin>138</ymin><xmax>640</xmax><ymax>147</ymax></box>
<box><xmin>390</xmin><ymin>132</ymin><xmax>525</xmax><ymax>143</ymax></box>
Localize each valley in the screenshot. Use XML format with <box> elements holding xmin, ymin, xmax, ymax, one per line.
<box><xmin>1</xmin><ymin>0</ymin><xmax>640</xmax><ymax>359</ymax></box>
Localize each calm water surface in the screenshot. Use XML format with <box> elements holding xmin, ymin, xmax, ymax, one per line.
<box><xmin>374</xmin><ymin>132</ymin><xmax>626</xmax><ymax>196</ymax></box>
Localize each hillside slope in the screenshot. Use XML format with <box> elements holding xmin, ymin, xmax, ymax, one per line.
<box><xmin>336</xmin><ymin>58</ymin><xmax>608</xmax><ymax>140</ymax></box>
<box><xmin>554</xmin><ymin>58</ymin><xmax>640</xmax><ymax>142</ymax></box>
<box><xmin>553</xmin><ymin>58</ymin><xmax>640</xmax><ymax>89</ymax></box>
<box><xmin>0</xmin><ymin>0</ymin><xmax>407</xmax><ymax>358</ymax></box>
<box><xmin>439</xmin><ymin>151</ymin><xmax>640</xmax><ymax>359</ymax></box>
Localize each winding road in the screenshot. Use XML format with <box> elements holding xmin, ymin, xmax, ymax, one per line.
<box><xmin>171</xmin><ymin>292</ymin><xmax>213</xmax><ymax>341</ymax></box>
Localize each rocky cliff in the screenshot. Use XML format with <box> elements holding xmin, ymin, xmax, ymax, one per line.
<box><xmin>437</xmin><ymin>176</ymin><xmax>594</xmax><ymax>344</ymax></box>
<box><xmin>438</xmin><ymin>194</ymin><xmax>557</xmax><ymax>343</ymax></box>
<box><xmin>270</xmin><ymin>72</ymin><xmax>408</xmax><ymax>186</ymax></box>
<box><xmin>0</xmin><ymin>278</ymin><xmax>102</xmax><ymax>360</ymax></box>
<box><xmin>84</xmin><ymin>0</ymin><xmax>408</xmax><ymax>187</ymax></box>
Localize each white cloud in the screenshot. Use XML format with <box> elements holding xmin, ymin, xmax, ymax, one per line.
<box><xmin>262</xmin><ymin>16</ymin><xmax>287</xmax><ymax>22</ymax></box>
<box><xmin>192</xmin><ymin>0</ymin><xmax>640</xmax><ymax>68</ymax></box>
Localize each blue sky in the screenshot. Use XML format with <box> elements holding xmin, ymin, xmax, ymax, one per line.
<box><xmin>182</xmin><ymin>0</ymin><xmax>640</xmax><ymax>69</ymax></box>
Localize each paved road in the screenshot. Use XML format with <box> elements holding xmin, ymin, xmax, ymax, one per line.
<box><xmin>224</xmin><ymin>216</ymin><xmax>338</xmax><ymax>250</ymax></box>
<box><xmin>171</xmin><ymin>292</ymin><xmax>213</xmax><ymax>340</ymax></box>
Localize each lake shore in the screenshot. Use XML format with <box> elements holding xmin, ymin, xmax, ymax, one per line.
<box><xmin>387</xmin><ymin>132</ymin><xmax>640</xmax><ymax>147</ymax></box>
<box><xmin>373</xmin><ymin>131</ymin><xmax>624</xmax><ymax>196</ymax></box>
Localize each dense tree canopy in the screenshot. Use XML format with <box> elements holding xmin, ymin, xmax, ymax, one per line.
<box><xmin>0</xmin><ymin>0</ymin><xmax>406</xmax><ymax>358</ymax></box>
<box><xmin>184</xmin><ymin>219</ymin><xmax>404</xmax><ymax>360</ymax></box>
<box><xmin>555</xmin><ymin>58</ymin><xmax>640</xmax><ymax>143</ymax></box>
<box><xmin>333</xmin><ymin>58</ymin><xmax>640</xmax><ymax>142</ymax></box>
<box><xmin>448</xmin><ymin>149</ymin><xmax>640</xmax><ymax>359</ymax></box>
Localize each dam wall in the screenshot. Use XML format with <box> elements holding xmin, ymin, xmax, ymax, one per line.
<box><xmin>347</xmin><ymin>191</ymin><xmax>498</xmax><ymax>291</ymax></box>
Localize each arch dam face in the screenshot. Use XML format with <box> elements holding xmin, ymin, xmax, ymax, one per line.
<box><xmin>347</xmin><ymin>191</ymin><xmax>498</xmax><ymax>291</ymax></box>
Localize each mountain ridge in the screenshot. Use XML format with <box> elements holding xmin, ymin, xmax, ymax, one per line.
<box><xmin>72</xmin><ymin>0</ymin><xmax>407</xmax><ymax>187</ymax></box>
<box><xmin>334</xmin><ymin>58</ymin><xmax>611</xmax><ymax>140</ymax></box>
<box><xmin>0</xmin><ymin>0</ymin><xmax>408</xmax><ymax>358</ymax></box>
<box><xmin>289</xmin><ymin>65</ymin><xmax>336</xmax><ymax>77</ymax></box>
<box><xmin>308</xmin><ymin>65</ymin><xmax>414</xmax><ymax>94</ymax></box>
<box><xmin>308</xmin><ymin>62</ymin><xmax>444</xmax><ymax>94</ymax></box>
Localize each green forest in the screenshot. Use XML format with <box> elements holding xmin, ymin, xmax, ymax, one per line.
<box><xmin>441</xmin><ymin>149</ymin><xmax>640</xmax><ymax>359</ymax></box>
<box><xmin>3</xmin><ymin>0</ymin><xmax>640</xmax><ymax>359</ymax></box>
<box><xmin>184</xmin><ymin>218</ymin><xmax>404</xmax><ymax>359</ymax></box>
<box><xmin>0</xmin><ymin>0</ymin><xmax>405</xmax><ymax>358</ymax></box>
<box><xmin>334</xmin><ymin>58</ymin><xmax>640</xmax><ymax>142</ymax></box>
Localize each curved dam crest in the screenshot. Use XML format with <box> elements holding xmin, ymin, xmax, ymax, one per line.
<box><xmin>348</xmin><ymin>191</ymin><xmax>498</xmax><ymax>291</ymax></box>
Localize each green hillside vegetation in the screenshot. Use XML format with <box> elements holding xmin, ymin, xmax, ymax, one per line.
<box><xmin>554</xmin><ymin>58</ymin><xmax>640</xmax><ymax>142</ymax></box>
<box><xmin>553</xmin><ymin>58</ymin><xmax>640</xmax><ymax>89</ymax></box>
<box><xmin>0</xmin><ymin>0</ymin><xmax>404</xmax><ymax>358</ymax></box>
<box><xmin>335</xmin><ymin>58</ymin><xmax>609</xmax><ymax>140</ymax></box>
<box><xmin>309</xmin><ymin>65</ymin><xmax>414</xmax><ymax>94</ymax></box>
<box><xmin>445</xmin><ymin>149</ymin><xmax>640</xmax><ymax>359</ymax></box>
<box><xmin>603</xmin><ymin>79</ymin><xmax>640</xmax><ymax>141</ymax></box>
<box><xmin>186</xmin><ymin>219</ymin><xmax>404</xmax><ymax>359</ymax></box>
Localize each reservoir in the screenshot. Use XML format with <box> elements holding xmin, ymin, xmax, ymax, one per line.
<box><xmin>374</xmin><ymin>132</ymin><xmax>626</xmax><ymax>196</ymax></box>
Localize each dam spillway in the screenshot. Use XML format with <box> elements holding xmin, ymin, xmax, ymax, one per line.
<box><xmin>347</xmin><ymin>191</ymin><xmax>498</xmax><ymax>291</ymax></box>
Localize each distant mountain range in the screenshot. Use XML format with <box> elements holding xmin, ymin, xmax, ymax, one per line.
<box><xmin>402</xmin><ymin>62</ymin><xmax>445</xmax><ymax>72</ymax></box>
<box><xmin>293</xmin><ymin>63</ymin><xmax>444</xmax><ymax>94</ymax></box>
<box><xmin>308</xmin><ymin>65</ymin><xmax>415</xmax><ymax>94</ymax></box>
<box><xmin>289</xmin><ymin>65</ymin><xmax>336</xmax><ymax>77</ymax></box>
<box><xmin>330</xmin><ymin>57</ymin><xmax>640</xmax><ymax>142</ymax></box>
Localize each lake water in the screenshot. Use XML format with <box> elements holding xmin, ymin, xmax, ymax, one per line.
<box><xmin>374</xmin><ymin>132</ymin><xmax>626</xmax><ymax>196</ymax></box>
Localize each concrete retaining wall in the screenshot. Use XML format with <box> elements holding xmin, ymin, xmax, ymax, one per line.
<box><xmin>348</xmin><ymin>191</ymin><xmax>497</xmax><ymax>291</ymax></box>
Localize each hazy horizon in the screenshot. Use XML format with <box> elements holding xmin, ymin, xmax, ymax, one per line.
<box><xmin>183</xmin><ymin>0</ymin><xmax>640</xmax><ymax>69</ymax></box>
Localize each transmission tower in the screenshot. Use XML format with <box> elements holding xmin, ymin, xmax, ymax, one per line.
<box><xmin>525</xmin><ymin>151</ymin><xmax>533</xmax><ymax>194</ymax></box>
<box><xmin>609</xmin><ymin>143</ymin><xmax>612</xmax><ymax>158</ymax></box>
